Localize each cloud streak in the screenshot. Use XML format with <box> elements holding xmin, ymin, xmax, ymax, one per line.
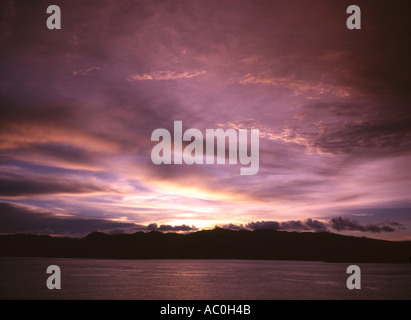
<box><xmin>129</xmin><ymin>70</ymin><xmax>207</xmax><ymax>81</ymax></box>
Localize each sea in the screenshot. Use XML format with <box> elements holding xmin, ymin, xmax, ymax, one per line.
<box><xmin>1</xmin><ymin>257</ymin><xmax>410</xmax><ymax>300</ymax></box>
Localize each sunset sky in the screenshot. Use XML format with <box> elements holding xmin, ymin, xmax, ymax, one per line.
<box><xmin>0</xmin><ymin>0</ymin><xmax>410</xmax><ymax>240</ymax></box>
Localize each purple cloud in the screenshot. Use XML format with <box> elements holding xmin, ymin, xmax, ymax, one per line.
<box><xmin>329</xmin><ymin>217</ymin><xmax>404</xmax><ymax>233</ymax></box>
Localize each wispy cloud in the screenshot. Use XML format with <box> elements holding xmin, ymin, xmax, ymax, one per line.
<box><xmin>72</xmin><ymin>66</ymin><xmax>101</xmax><ymax>76</ymax></box>
<box><xmin>129</xmin><ymin>70</ymin><xmax>207</xmax><ymax>81</ymax></box>
<box><xmin>238</xmin><ymin>73</ymin><xmax>351</xmax><ymax>97</ymax></box>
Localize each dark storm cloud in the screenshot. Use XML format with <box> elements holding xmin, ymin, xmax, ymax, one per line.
<box><xmin>246</xmin><ymin>219</ymin><xmax>328</xmax><ymax>232</ymax></box>
<box><xmin>246</xmin><ymin>217</ymin><xmax>402</xmax><ymax>233</ymax></box>
<box><xmin>380</xmin><ymin>226</ymin><xmax>395</xmax><ymax>232</ymax></box>
<box><xmin>278</xmin><ymin>220</ymin><xmax>309</xmax><ymax>231</ymax></box>
<box><xmin>305</xmin><ymin>218</ymin><xmax>328</xmax><ymax>232</ymax></box>
<box><xmin>329</xmin><ymin>217</ymin><xmax>404</xmax><ymax>233</ymax></box>
<box><xmin>147</xmin><ymin>223</ymin><xmax>197</xmax><ymax>232</ymax></box>
<box><xmin>219</xmin><ymin>223</ymin><xmax>246</xmax><ymax>231</ymax></box>
<box><xmin>388</xmin><ymin>221</ymin><xmax>406</xmax><ymax>229</ymax></box>
<box><xmin>246</xmin><ymin>221</ymin><xmax>281</xmax><ymax>230</ymax></box>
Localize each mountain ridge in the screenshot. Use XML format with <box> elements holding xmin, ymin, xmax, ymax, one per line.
<box><xmin>1</xmin><ymin>228</ymin><xmax>410</xmax><ymax>263</ymax></box>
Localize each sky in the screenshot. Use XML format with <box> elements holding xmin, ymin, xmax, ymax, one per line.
<box><xmin>0</xmin><ymin>0</ymin><xmax>410</xmax><ymax>240</ymax></box>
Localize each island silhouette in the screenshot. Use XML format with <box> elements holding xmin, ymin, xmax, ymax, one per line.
<box><xmin>1</xmin><ymin>228</ymin><xmax>410</xmax><ymax>263</ymax></box>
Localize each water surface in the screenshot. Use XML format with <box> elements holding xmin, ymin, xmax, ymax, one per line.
<box><xmin>1</xmin><ymin>257</ymin><xmax>410</xmax><ymax>299</ymax></box>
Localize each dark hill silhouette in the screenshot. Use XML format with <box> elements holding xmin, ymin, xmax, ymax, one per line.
<box><xmin>0</xmin><ymin>233</ymin><xmax>76</xmax><ymax>257</ymax></box>
<box><xmin>1</xmin><ymin>228</ymin><xmax>410</xmax><ymax>263</ymax></box>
